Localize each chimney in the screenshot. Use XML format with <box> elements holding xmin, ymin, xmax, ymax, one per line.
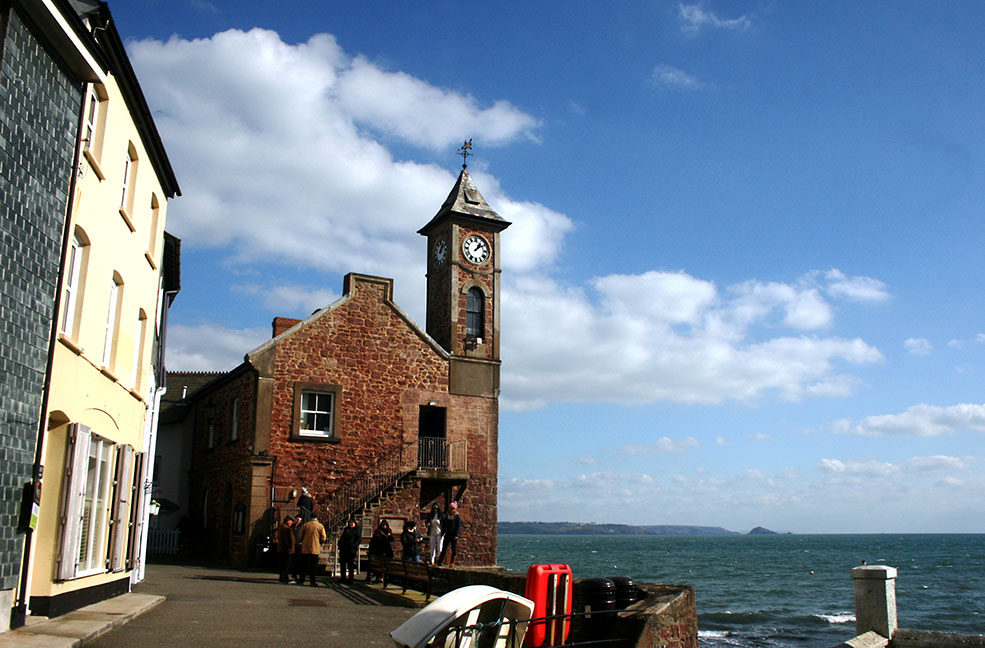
<box><xmin>272</xmin><ymin>316</ymin><xmax>301</xmax><ymax>338</ymax></box>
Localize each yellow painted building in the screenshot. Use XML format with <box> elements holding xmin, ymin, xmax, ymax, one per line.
<box><xmin>22</xmin><ymin>1</ymin><xmax>180</xmax><ymax>617</ymax></box>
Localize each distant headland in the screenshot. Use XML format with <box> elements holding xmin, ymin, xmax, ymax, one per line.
<box><xmin>498</xmin><ymin>522</ymin><xmax>785</xmax><ymax>535</ymax></box>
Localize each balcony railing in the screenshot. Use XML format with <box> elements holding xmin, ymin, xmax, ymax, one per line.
<box><xmin>418</xmin><ymin>437</ymin><xmax>467</xmax><ymax>472</ymax></box>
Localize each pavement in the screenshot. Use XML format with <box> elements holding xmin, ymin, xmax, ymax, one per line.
<box><xmin>0</xmin><ymin>564</ymin><xmax>426</xmax><ymax>648</ymax></box>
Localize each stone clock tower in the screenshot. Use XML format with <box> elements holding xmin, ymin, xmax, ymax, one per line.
<box><xmin>419</xmin><ymin>168</ymin><xmax>510</xmax><ymax>398</ymax></box>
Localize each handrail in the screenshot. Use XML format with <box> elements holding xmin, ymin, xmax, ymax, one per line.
<box><xmin>320</xmin><ymin>437</ymin><xmax>470</xmax><ymax>535</ymax></box>
<box><xmin>322</xmin><ymin>440</ymin><xmax>417</xmax><ymax>534</ymax></box>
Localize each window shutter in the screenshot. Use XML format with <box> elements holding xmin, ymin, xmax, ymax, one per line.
<box><xmin>108</xmin><ymin>444</ymin><xmax>133</xmax><ymax>571</ymax></box>
<box><xmin>127</xmin><ymin>452</ymin><xmax>146</xmax><ymax>570</ymax></box>
<box><xmin>57</xmin><ymin>423</ymin><xmax>91</xmax><ymax>581</ymax></box>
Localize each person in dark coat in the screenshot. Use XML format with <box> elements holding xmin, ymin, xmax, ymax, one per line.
<box><xmin>275</xmin><ymin>515</ymin><xmax>296</xmax><ymax>583</ymax></box>
<box><xmin>338</xmin><ymin>518</ymin><xmax>362</xmax><ymax>583</ymax></box>
<box><xmin>291</xmin><ymin>515</ymin><xmax>304</xmax><ymax>582</ymax></box>
<box><xmin>297</xmin><ymin>487</ymin><xmax>315</xmax><ymax>524</ymax></box>
<box><xmin>438</xmin><ymin>501</ymin><xmax>462</xmax><ymax>566</ymax></box>
<box><xmin>400</xmin><ymin>519</ymin><xmax>423</xmax><ymax>562</ymax></box>
<box><xmin>366</xmin><ymin>520</ymin><xmax>394</xmax><ymax>582</ymax></box>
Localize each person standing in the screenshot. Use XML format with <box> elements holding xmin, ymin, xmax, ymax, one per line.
<box><xmin>366</xmin><ymin>520</ymin><xmax>394</xmax><ymax>582</ymax></box>
<box><xmin>438</xmin><ymin>501</ymin><xmax>462</xmax><ymax>566</ymax></box>
<box><xmin>297</xmin><ymin>487</ymin><xmax>315</xmax><ymax>524</ymax></box>
<box><xmin>425</xmin><ymin>503</ymin><xmax>444</xmax><ymax>564</ymax></box>
<box><xmin>275</xmin><ymin>515</ymin><xmax>296</xmax><ymax>583</ymax></box>
<box><xmin>400</xmin><ymin>519</ymin><xmax>423</xmax><ymax>562</ymax></box>
<box><xmin>299</xmin><ymin>511</ymin><xmax>327</xmax><ymax>586</ymax></box>
<box><xmin>338</xmin><ymin>517</ymin><xmax>361</xmax><ymax>584</ymax></box>
<box><xmin>291</xmin><ymin>515</ymin><xmax>304</xmax><ymax>582</ymax></box>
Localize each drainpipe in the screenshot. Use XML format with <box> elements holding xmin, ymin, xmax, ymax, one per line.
<box><xmin>12</xmin><ymin>78</ymin><xmax>89</xmax><ymax>629</ymax></box>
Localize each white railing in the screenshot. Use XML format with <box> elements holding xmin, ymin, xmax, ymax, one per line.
<box><xmin>147</xmin><ymin>527</ymin><xmax>180</xmax><ymax>555</ymax></box>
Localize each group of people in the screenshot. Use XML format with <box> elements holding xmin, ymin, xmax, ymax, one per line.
<box><xmin>275</xmin><ymin>509</ymin><xmax>327</xmax><ymax>586</ymax></box>
<box><xmin>274</xmin><ymin>495</ymin><xmax>463</xmax><ymax>586</ymax></box>
<box><xmin>363</xmin><ymin>501</ymin><xmax>462</xmax><ymax>582</ymax></box>
<box><xmin>399</xmin><ymin>501</ymin><xmax>462</xmax><ymax>565</ymax></box>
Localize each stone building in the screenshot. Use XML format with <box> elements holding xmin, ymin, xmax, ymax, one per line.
<box><xmin>2</xmin><ymin>0</ymin><xmax>182</xmax><ymax>622</ymax></box>
<box><xmin>184</xmin><ymin>169</ymin><xmax>508</xmax><ymax>567</ymax></box>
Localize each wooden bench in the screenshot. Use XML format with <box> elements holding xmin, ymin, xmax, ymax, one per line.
<box><xmin>376</xmin><ymin>557</ymin><xmax>444</xmax><ymax>601</ymax></box>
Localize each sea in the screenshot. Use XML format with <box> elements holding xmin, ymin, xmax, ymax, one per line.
<box><xmin>496</xmin><ymin>533</ymin><xmax>985</xmax><ymax>647</ymax></box>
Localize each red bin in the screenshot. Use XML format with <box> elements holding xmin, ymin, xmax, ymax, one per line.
<box><xmin>524</xmin><ymin>564</ymin><xmax>572</xmax><ymax>647</ymax></box>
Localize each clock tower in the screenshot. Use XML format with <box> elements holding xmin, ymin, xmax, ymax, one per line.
<box><xmin>419</xmin><ymin>168</ymin><xmax>510</xmax><ymax>397</ymax></box>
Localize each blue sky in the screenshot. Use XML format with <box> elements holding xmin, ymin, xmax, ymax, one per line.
<box><xmin>114</xmin><ymin>1</ymin><xmax>985</xmax><ymax>533</ymax></box>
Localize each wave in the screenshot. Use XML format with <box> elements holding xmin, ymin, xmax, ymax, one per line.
<box><xmin>815</xmin><ymin>612</ymin><xmax>855</xmax><ymax>624</ymax></box>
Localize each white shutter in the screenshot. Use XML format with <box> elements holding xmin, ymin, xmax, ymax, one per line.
<box><xmin>108</xmin><ymin>445</ymin><xmax>133</xmax><ymax>571</ymax></box>
<box><xmin>127</xmin><ymin>452</ymin><xmax>146</xmax><ymax>569</ymax></box>
<box><xmin>57</xmin><ymin>423</ymin><xmax>91</xmax><ymax>581</ymax></box>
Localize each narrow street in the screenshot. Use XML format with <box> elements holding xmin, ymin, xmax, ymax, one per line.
<box><xmin>88</xmin><ymin>564</ymin><xmax>416</xmax><ymax>648</ymax></box>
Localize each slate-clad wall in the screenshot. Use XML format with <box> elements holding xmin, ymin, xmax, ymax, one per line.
<box><xmin>0</xmin><ymin>7</ymin><xmax>82</xmax><ymax>591</ymax></box>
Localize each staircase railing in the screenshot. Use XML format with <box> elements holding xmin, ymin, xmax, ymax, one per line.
<box><xmin>321</xmin><ymin>437</ymin><xmax>470</xmax><ymax>535</ymax></box>
<box><xmin>322</xmin><ymin>440</ymin><xmax>417</xmax><ymax>534</ymax></box>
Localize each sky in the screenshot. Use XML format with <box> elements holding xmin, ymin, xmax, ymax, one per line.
<box><xmin>112</xmin><ymin>1</ymin><xmax>985</xmax><ymax>534</ymax></box>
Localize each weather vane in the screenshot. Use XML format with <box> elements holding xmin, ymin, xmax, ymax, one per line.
<box><xmin>458</xmin><ymin>138</ymin><xmax>473</xmax><ymax>169</ymax></box>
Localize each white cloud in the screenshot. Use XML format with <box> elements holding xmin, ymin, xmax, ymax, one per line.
<box><xmin>576</xmin><ymin>456</ymin><xmax>600</xmax><ymax>465</ymax></box>
<box><xmin>128</xmin><ymin>29</ymin><xmax>563</xmax><ymax>304</ymax></box>
<box><xmin>650</xmin><ymin>64</ymin><xmax>704</xmax><ymax>90</ymax></box>
<box><xmin>502</xmin><ymin>271</ymin><xmax>883</xmax><ymax>409</ymax></box>
<box><xmin>822</xmin><ymin>269</ymin><xmax>890</xmax><ymax>303</ymax></box>
<box><xmin>835</xmin><ymin>403</ymin><xmax>985</xmax><ymax>437</ymax></box>
<box><xmin>749</xmin><ymin>433</ymin><xmax>773</xmax><ymax>441</ymax></box>
<box><xmin>904</xmin><ymin>337</ymin><xmax>932</xmax><ymax>356</ymax></box>
<box><xmin>335</xmin><ymin>56</ymin><xmax>540</xmax><ymax>150</ymax></box>
<box><xmin>620</xmin><ymin>436</ymin><xmax>701</xmax><ymax>454</ymax></box>
<box><xmin>817</xmin><ymin>458</ymin><xmax>898</xmax><ymax>477</ymax></box>
<box><xmin>138</xmin><ymin>29</ymin><xmax>887</xmax><ymax>413</ymax></box>
<box><xmin>678</xmin><ymin>3</ymin><xmax>752</xmax><ymax>34</ymax></box>
<box><xmin>166</xmin><ymin>323</ymin><xmax>269</xmax><ymax>371</ymax></box>
<box><xmin>234</xmin><ymin>283</ymin><xmax>340</xmax><ymax>314</ymax></box>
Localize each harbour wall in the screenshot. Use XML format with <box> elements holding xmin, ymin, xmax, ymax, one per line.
<box><xmin>432</xmin><ymin>566</ymin><xmax>698</xmax><ymax>648</ymax></box>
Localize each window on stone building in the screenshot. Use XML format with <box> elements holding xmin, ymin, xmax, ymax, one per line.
<box><xmin>466</xmin><ymin>287</ymin><xmax>485</xmax><ymax>340</ymax></box>
<box><xmin>292</xmin><ymin>382</ymin><xmax>342</xmax><ymax>441</ymax></box>
<box><xmin>57</xmin><ymin>424</ymin><xmax>134</xmax><ymax>580</ymax></box>
<box><xmin>233</xmin><ymin>504</ymin><xmax>246</xmax><ymax>534</ymax></box>
<box><xmin>102</xmin><ymin>274</ymin><xmax>123</xmax><ymax>370</ymax></box>
<box><xmin>230</xmin><ymin>397</ymin><xmax>239</xmax><ymax>441</ymax></box>
<box><xmin>60</xmin><ymin>230</ymin><xmax>90</xmax><ymax>339</ymax></box>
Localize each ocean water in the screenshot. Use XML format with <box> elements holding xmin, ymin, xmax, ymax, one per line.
<box><xmin>496</xmin><ymin>533</ymin><xmax>985</xmax><ymax>647</ymax></box>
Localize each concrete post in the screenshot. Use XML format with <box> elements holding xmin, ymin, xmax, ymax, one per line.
<box><xmin>852</xmin><ymin>565</ymin><xmax>897</xmax><ymax>639</ymax></box>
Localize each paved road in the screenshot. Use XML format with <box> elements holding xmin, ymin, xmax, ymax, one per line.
<box><xmin>88</xmin><ymin>564</ymin><xmax>417</xmax><ymax>648</ymax></box>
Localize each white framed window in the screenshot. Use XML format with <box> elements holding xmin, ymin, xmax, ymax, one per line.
<box><xmin>300</xmin><ymin>392</ymin><xmax>333</xmax><ymax>436</ymax></box>
<box><xmin>60</xmin><ymin>232</ymin><xmax>87</xmax><ymax>337</ymax></box>
<box><xmin>102</xmin><ymin>275</ymin><xmax>122</xmax><ymax>368</ymax></box>
<box><xmin>120</xmin><ymin>143</ymin><xmax>138</xmax><ymax>228</ymax></box>
<box><xmin>58</xmin><ymin>425</ymin><xmax>121</xmax><ymax>580</ymax></box>
<box><xmin>230</xmin><ymin>397</ymin><xmax>240</xmax><ymax>441</ymax></box>
<box><xmin>146</xmin><ymin>194</ymin><xmax>161</xmax><ymax>264</ymax></box>
<box><xmin>81</xmin><ymin>85</ymin><xmax>106</xmax><ymax>157</ymax></box>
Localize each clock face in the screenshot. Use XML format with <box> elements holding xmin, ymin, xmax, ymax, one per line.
<box><xmin>462</xmin><ymin>235</ymin><xmax>490</xmax><ymax>265</ymax></box>
<box><xmin>433</xmin><ymin>238</ymin><xmax>448</xmax><ymax>267</ymax></box>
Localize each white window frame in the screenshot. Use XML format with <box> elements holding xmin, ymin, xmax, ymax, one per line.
<box><xmin>299</xmin><ymin>390</ymin><xmax>335</xmax><ymax>437</ymax></box>
<box><xmin>102</xmin><ymin>276</ymin><xmax>121</xmax><ymax>368</ymax></box>
<box><xmin>60</xmin><ymin>234</ymin><xmax>84</xmax><ymax>336</ymax></box>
